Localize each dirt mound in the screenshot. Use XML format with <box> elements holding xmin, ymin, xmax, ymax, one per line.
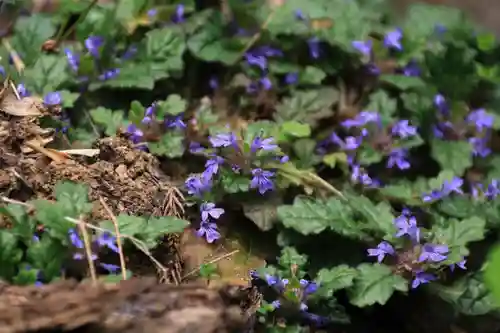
<box><xmin>0</xmin><ymin>277</ymin><xmax>248</xmax><ymax>333</ymax></box>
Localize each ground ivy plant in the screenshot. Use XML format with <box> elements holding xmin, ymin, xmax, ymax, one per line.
<box><xmin>2</xmin><ymin>0</ymin><xmax>500</xmax><ymax>331</ymax></box>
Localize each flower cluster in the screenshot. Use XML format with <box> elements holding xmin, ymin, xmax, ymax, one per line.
<box><xmin>433</xmin><ymin>94</ymin><xmax>494</xmax><ymax>157</ymax></box>
<box><xmin>367</xmin><ymin>209</ymin><xmax>466</xmax><ymax>289</ymax></box>
<box><xmin>68</xmin><ymin>228</ymin><xmax>121</xmax><ymax>274</ymax></box>
<box><xmin>250</xmin><ymin>270</ymin><xmax>327</xmax><ymax>325</ymax></box>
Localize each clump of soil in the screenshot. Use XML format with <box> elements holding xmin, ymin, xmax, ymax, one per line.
<box><xmin>0</xmin><ymin>277</ymin><xmax>249</xmax><ymax>333</ymax></box>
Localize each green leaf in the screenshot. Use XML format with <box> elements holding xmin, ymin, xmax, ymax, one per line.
<box><xmin>0</xmin><ymin>230</ymin><xmax>23</xmax><ymax>279</ymax></box>
<box><xmin>32</xmin><ymin>200</ymin><xmax>73</xmax><ymax>240</ymax></box>
<box><xmin>322</xmin><ymin>152</ymin><xmax>348</xmax><ymax>168</ymax></box>
<box><xmin>477</xmin><ymin>33</ymin><xmax>497</xmax><ymax>52</ymax></box>
<box><xmin>348</xmin><ymin>263</ymin><xmax>408</xmax><ymax>307</ymax></box>
<box><xmin>199</xmin><ymin>263</ymin><xmax>219</xmax><ymax>278</ymax></box>
<box><xmin>220</xmin><ymin>171</ymin><xmax>250</xmax><ymax>193</ymax></box>
<box><xmin>101</xmin><ymin>214</ymin><xmax>148</xmax><ymax>237</ymax></box>
<box><xmin>0</xmin><ymin>204</ymin><xmax>36</xmax><ymax>242</ymax></box>
<box><xmin>278</xmin><ymin>247</ymin><xmax>308</xmax><ymax>268</ymax></box>
<box><xmin>300</xmin><ymin>66</ymin><xmax>326</xmax><ymax>84</ymax></box>
<box><xmin>315</xmin><ymin>265</ymin><xmax>358</xmax><ymax>297</ymax></box>
<box><xmin>55</xmin><ymin>182</ymin><xmax>93</xmax><ymax>216</ymax></box>
<box><xmin>156</xmin><ymin>94</ymin><xmax>187</xmax><ymax>119</ymax></box>
<box><xmin>431</xmin><ymin>139</ymin><xmax>473</xmax><ymax>176</ymax></box>
<box><xmin>366</xmin><ymin>90</ymin><xmax>397</xmax><ymax>120</ymax></box>
<box><xmin>437</xmin><ymin>196</ymin><xmax>479</xmax><ymax>219</ymax></box>
<box><xmin>485</xmin><ymin>245</ymin><xmax>500</xmax><ymax>307</ymax></box>
<box><xmin>274</xmin><ymin>88</ymin><xmax>338</xmax><ymax>126</ymax></box>
<box><xmin>23</xmin><ymin>55</ymin><xmax>70</xmax><ymax>94</ymax></box>
<box><xmin>89</xmin><ymin>63</ymin><xmax>156</xmax><ymax>90</ymax></box>
<box><xmin>293</xmin><ymin>139</ymin><xmax>321</xmax><ymax>169</ymax></box>
<box><xmin>431</xmin><ymin>216</ymin><xmax>486</xmax><ymax>257</ymax></box>
<box><xmin>243</xmin><ymin>196</ymin><xmax>282</xmax><ymax>231</ymax></box>
<box><xmin>346</xmin><ymin>195</ymin><xmax>396</xmax><ymax>240</ymax></box>
<box><xmin>59</xmin><ymin>90</ymin><xmax>80</xmax><ymax>108</ymax></box>
<box><xmin>379</xmin><ymin>184</ymin><xmax>417</xmax><ymax>203</ymax></box>
<box><xmin>90</xmin><ymin>107</ymin><xmax>125</xmax><ymax>136</ymax></box>
<box><xmin>277</xmin><ymin>197</ymin><xmax>358</xmax><ymax>237</ymax></box>
<box><xmin>129</xmin><ymin>100</ymin><xmax>145</xmax><ymax>125</ymax></box>
<box><xmin>380</xmin><ymin>74</ymin><xmax>425</xmax><ymax>91</ymax></box>
<box><xmin>433</xmin><ymin>272</ymin><xmax>497</xmax><ymax>315</ymax></box>
<box><xmin>281</xmin><ymin>121</ymin><xmax>311</xmax><ymax>138</ymax></box>
<box><xmin>146</xmin><ymin>216</ymin><xmax>190</xmax><ymax>234</ymax></box>
<box><xmin>13</xmin><ymin>266</ymin><xmax>39</xmax><ymax>286</ymax></box>
<box><xmin>141</xmin><ymin>27</ymin><xmax>186</xmax><ymax>68</ymax></box>
<box><xmin>11</xmin><ymin>15</ymin><xmax>56</xmax><ymax>65</ymax></box>
<box><xmin>357</xmin><ymin>146</ymin><xmax>383</xmax><ymax>166</ymax></box>
<box><xmin>147</xmin><ymin>132</ymin><xmax>185</xmax><ymax>158</ymax></box>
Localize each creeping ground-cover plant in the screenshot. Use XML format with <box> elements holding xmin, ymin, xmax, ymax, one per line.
<box><xmin>3</xmin><ymin>0</ymin><xmax>500</xmax><ymax>331</ymax></box>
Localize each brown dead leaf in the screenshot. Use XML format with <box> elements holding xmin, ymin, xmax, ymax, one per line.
<box><xmin>59</xmin><ymin>149</ymin><xmax>100</xmax><ymax>157</ymax></box>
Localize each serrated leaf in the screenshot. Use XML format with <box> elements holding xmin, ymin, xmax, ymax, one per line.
<box><xmin>278</xmin><ymin>247</ymin><xmax>308</xmax><ymax>268</ymax></box>
<box><xmin>431</xmin><ymin>140</ymin><xmax>472</xmax><ymax>176</ymax></box>
<box><xmin>348</xmin><ymin>263</ymin><xmax>408</xmax><ymax>307</ymax></box>
<box><xmin>101</xmin><ymin>214</ymin><xmax>148</xmax><ymax>238</ymax></box>
<box><xmin>55</xmin><ymin>182</ymin><xmax>93</xmax><ymax>216</ymax></box>
<box><xmin>281</xmin><ymin>121</ymin><xmax>311</xmax><ymax>138</ymax></box>
<box><xmin>11</xmin><ymin>15</ymin><xmax>56</xmax><ymax>65</ymax></box>
<box><xmin>357</xmin><ymin>146</ymin><xmax>383</xmax><ymax>165</ymax></box>
<box><xmin>433</xmin><ymin>272</ymin><xmax>497</xmax><ymax>315</ymax></box>
<box><xmin>315</xmin><ymin>265</ymin><xmax>358</xmax><ymax>297</ymax></box>
<box><xmin>277</xmin><ymin>197</ymin><xmax>356</xmax><ymax>237</ymax></box>
<box><xmin>129</xmin><ymin>100</ymin><xmax>145</xmax><ymax>125</ymax></box>
<box><xmin>32</xmin><ymin>200</ymin><xmax>73</xmax><ymax>240</ymax></box>
<box><xmin>146</xmin><ymin>216</ymin><xmax>190</xmax><ymax>235</ymax></box>
<box><xmin>367</xmin><ymin>90</ymin><xmax>397</xmax><ymax>120</ymax></box>
<box><xmin>431</xmin><ymin>216</ymin><xmax>486</xmax><ymax>256</ymax></box>
<box><xmin>380</xmin><ymin>74</ymin><xmax>425</xmax><ymax>91</ymax></box>
<box><xmin>0</xmin><ymin>204</ymin><xmax>36</xmax><ymax>242</ymax></box>
<box><xmin>90</xmin><ymin>107</ymin><xmax>125</xmax><ymax>136</ymax></box>
<box><xmin>322</xmin><ymin>152</ymin><xmax>347</xmax><ymax>168</ymax></box>
<box><xmin>379</xmin><ymin>184</ymin><xmax>415</xmax><ymax>202</ymax></box>
<box><xmin>89</xmin><ymin>64</ymin><xmax>156</xmax><ymax>91</ymax></box>
<box><xmin>293</xmin><ymin>139</ymin><xmax>321</xmax><ymax>169</ymax></box>
<box><xmin>26</xmin><ymin>235</ymin><xmax>66</xmax><ymax>281</ymax></box>
<box><xmin>274</xmin><ymin>88</ymin><xmax>338</xmax><ymax>126</ymax></box>
<box><xmin>147</xmin><ymin>132</ymin><xmax>185</xmax><ymax>158</ymax></box>
<box><xmin>156</xmin><ymin>94</ymin><xmax>187</xmax><ymax>119</ymax></box>
<box><xmin>0</xmin><ymin>230</ymin><xmax>23</xmax><ymax>279</ymax></box>
<box><xmin>220</xmin><ymin>171</ymin><xmax>250</xmax><ymax>193</ymax></box>
<box><xmin>13</xmin><ymin>267</ymin><xmax>39</xmax><ymax>286</ymax></box>
<box><xmin>141</xmin><ymin>27</ymin><xmax>185</xmax><ymax>67</ymax></box>
<box><xmin>59</xmin><ymin>90</ymin><xmax>80</xmax><ymax>108</ymax></box>
<box><xmin>243</xmin><ymin>197</ymin><xmax>282</xmax><ymax>231</ymax></box>
<box><xmin>437</xmin><ymin>196</ymin><xmax>478</xmax><ymax>219</ymax></box>
<box><xmin>346</xmin><ymin>195</ymin><xmax>396</xmax><ymax>240</ymax></box>
<box><xmin>300</xmin><ymin>66</ymin><xmax>326</xmax><ymax>84</ymax></box>
<box><xmin>23</xmin><ymin>55</ymin><xmax>69</xmax><ymax>94</ymax></box>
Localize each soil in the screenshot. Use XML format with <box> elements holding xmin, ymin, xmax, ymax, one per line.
<box><xmin>0</xmin><ymin>81</ymin><xmax>262</xmax><ymax>331</ymax></box>
<box><xmin>0</xmin><ymin>277</ymin><xmax>250</xmax><ymax>333</ymax></box>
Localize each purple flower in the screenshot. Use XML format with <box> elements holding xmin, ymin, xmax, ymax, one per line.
<box><xmin>172</xmin><ymin>4</ymin><xmax>185</xmax><ymax>23</ymax></box>
<box><xmin>450</xmin><ymin>259</ymin><xmax>467</xmax><ymax>272</ymax></box>
<box><xmin>244</xmin><ymin>53</ymin><xmax>267</xmax><ymax>71</ymax></box>
<box><xmin>209</xmin><ymin>132</ymin><xmax>238</xmax><ymax>148</ymax></box>
<box><xmin>166</xmin><ymin>115</ymin><xmax>186</xmax><ymax>129</ymax></box>
<box><xmin>260</xmin><ymin>77</ymin><xmax>272</xmax><ymax>90</ymax></box>
<box><xmin>203</xmin><ymin>155</ymin><xmax>224</xmax><ymax>179</ymax></box>
<box><xmin>351</xmin><ymin>165</ymin><xmax>377</xmax><ymax>186</ymax></box>
<box><xmin>422</xmin><ymin>189</ymin><xmax>444</xmax><ymax>202</ymax></box>
<box><xmin>250</xmin><ymin>168</ymin><xmax>275</xmax><ymax>194</ymax></box>
<box><xmin>295</xmin><ymin>9</ymin><xmax>306</xmax><ymax>20</ymax></box>
<box><xmin>64</xmin><ymin>48</ymin><xmax>79</xmax><ymax>72</ymax></box>
<box><xmin>251</xmin><ymin>135</ymin><xmax>277</xmax><ymax>152</ymax></box>
<box><xmin>209</xmin><ymin>77</ymin><xmax>218</xmax><ymax>90</ymax></box>
<box><xmin>383</xmin><ymin>28</ymin><xmax>403</xmax><ymax>50</ymax></box>
<box><xmin>200</xmin><ymin>202</ymin><xmax>225</xmax><ymax>221</ymax></box>
<box><xmin>392</xmin><ymin>120</ymin><xmax>417</xmax><ymax>138</ymax></box>
<box><xmin>285</xmin><ymin>72</ymin><xmax>299</xmax><ymax>85</ymax></box>
<box><xmin>351</xmin><ymin>40</ymin><xmax>372</xmax><ymax>56</ymax></box>
<box><xmin>403</xmin><ymin>60</ymin><xmax>420</xmax><ymax>76</ymax></box>
<box><xmin>441</xmin><ymin>177</ymin><xmax>463</xmax><ymax>195</ymax></box>
<box><xmin>394</xmin><ymin>214</ymin><xmax>420</xmax><ymax>242</ymax></box>
<box><xmin>121</xmin><ymin>45</ymin><xmax>138</xmax><ymax>60</ymax></box>
<box><xmin>271</xmin><ymin>300</ymin><xmax>281</xmax><ymax>309</ymax></box>
<box><xmin>97</xmin><ymin>232</ymin><xmax>119</xmax><ymax>253</ymax></box>
<box><xmin>147</xmin><ymin>8</ymin><xmax>157</xmax><ymax>17</ymax></box>
<box><xmin>17</xmin><ymin>84</ymin><xmax>29</xmax><ymax>97</ymax></box>
<box><xmin>43</xmin><ymin>92</ymin><xmax>62</xmax><ymax>106</ymax></box>
<box><xmin>341</xmin><ymin>111</ymin><xmax>380</xmax><ymax>128</ymax></box>
<box><xmin>69</xmin><ymin>229</ymin><xmax>84</xmax><ymax>248</ymax></box>
<box><xmin>253</xmin><ymin>46</ymin><xmax>283</xmax><ymax>58</ymax></box>
<box><xmin>185</xmin><ymin>174</ymin><xmax>212</xmax><ymax>197</ymax></box>
<box><xmin>367</xmin><ymin>241</ymin><xmax>395</xmax><ymax>263</ymax></box>
<box><xmin>412</xmin><ymin>271</ymin><xmax>436</xmax><ymax>289</ymax></box>
<box><xmin>196</xmin><ymin>221</ymin><xmax>221</xmax><ymax>243</ymax></box>
<box><xmin>467</xmin><ymin>109</ymin><xmax>494</xmax><ymax>132</ymax></box>
<box><xmin>189</xmin><ymin>142</ymin><xmax>204</xmax><ymax>153</ymax></box>
<box><xmin>100</xmin><ymin>263</ymin><xmax>120</xmax><ymax>273</ymax></box>
<box><xmin>486</xmin><ymin>179</ymin><xmax>500</xmax><ymax>199</ymax></box>
<box><xmin>418</xmin><ymin>244</ymin><xmax>449</xmax><ymax>263</ymax></box>
<box><xmin>469</xmin><ymin>136</ymin><xmax>491</xmax><ymax>157</ymax></box>
<box><xmin>126</xmin><ymin>124</ymin><xmax>144</xmax><ymax>143</ymax></box>
<box><xmin>98</xmin><ymin>68</ymin><xmax>120</xmax><ymax>81</ymax></box>
<box><xmin>387</xmin><ymin>148</ymin><xmax>410</xmax><ymax>170</ymax></box>
<box><xmin>84</xmin><ymin>36</ymin><xmax>104</xmax><ymax>57</ymax></box>
<box><xmin>73</xmin><ymin>252</ymin><xmax>98</xmax><ymax>260</ymax></box>
<box><xmin>307</xmin><ymin>37</ymin><xmax>320</xmax><ymax>59</ymax></box>
<box><xmin>330</xmin><ymin>133</ymin><xmax>361</xmax><ymax>151</ymax></box>
<box><xmin>434</xmin><ymin>94</ymin><xmax>449</xmax><ymax>115</ymax></box>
